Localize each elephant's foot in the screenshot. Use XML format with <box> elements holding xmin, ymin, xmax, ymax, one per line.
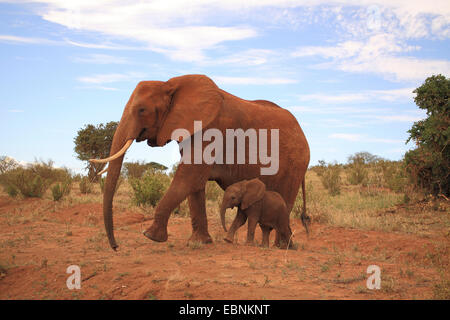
<box><xmin>278</xmin><ymin>241</ymin><xmax>298</xmax><ymax>250</ymax></box>
<box><xmin>245</xmin><ymin>240</ymin><xmax>256</xmax><ymax>246</ymax></box>
<box><xmin>260</xmin><ymin>242</ymin><xmax>269</xmax><ymax>248</ymax></box>
<box><xmin>223</xmin><ymin>237</ymin><xmax>233</xmax><ymax>243</ymax></box>
<box><xmin>188</xmin><ymin>231</ymin><xmax>213</xmax><ymax>244</ymax></box>
<box><xmin>143</xmin><ymin>223</ymin><xmax>168</xmax><ymax>242</ymax></box>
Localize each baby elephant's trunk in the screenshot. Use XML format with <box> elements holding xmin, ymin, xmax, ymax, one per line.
<box><xmin>220</xmin><ymin>202</ymin><xmax>228</xmax><ymax>232</ymax></box>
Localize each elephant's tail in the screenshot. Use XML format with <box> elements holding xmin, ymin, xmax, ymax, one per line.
<box><xmin>300</xmin><ymin>177</ymin><xmax>311</xmax><ymax>235</ymax></box>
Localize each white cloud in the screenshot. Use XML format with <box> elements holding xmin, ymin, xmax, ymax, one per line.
<box><xmin>210</xmin><ymin>49</ymin><xmax>276</xmax><ymax>66</ymax></box>
<box><xmin>329</xmin><ymin>133</ymin><xmax>363</xmax><ymax>141</ymax></box>
<box><xmin>27</xmin><ymin>1</ymin><xmax>258</xmax><ymax>62</ymax></box>
<box><xmin>293</xmin><ymin>32</ymin><xmax>449</xmax><ymax>81</ymax></box>
<box><xmin>329</xmin><ymin>133</ymin><xmax>403</xmax><ymax>143</ymax></box>
<box><xmin>4</xmin><ymin>1</ymin><xmax>449</xmax><ymax>65</ymax></box>
<box><xmin>369</xmin><ymin>114</ymin><xmax>425</xmax><ymax>122</ymax></box>
<box><xmin>0</xmin><ymin>34</ymin><xmax>59</xmax><ymax>45</ymax></box>
<box><xmin>8</xmin><ymin>109</ymin><xmax>25</xmax><ymax>113</ymax></box>
<box><xmin>338</xmin><ymin>55</ymin><xmax>450</xmax><ymax>82</ymax></box>
<box><xmin>288</xmin><ymin>105</ymin><xmax>388</xmax><ymax>114</ymax></box>
<box><xmin>63</xmin><ymin>39</ymin><xmax>143</xmax><ymax>50</ymax></box>
<box><xmin>72</xmin><ymin>54</ymin><xmax>130</xmax><ymax>64</ymax></box>
<box><xmin>77</xmin><ymin>72</ymin><xmax>146</xmax><ymax>84</ymax></box>
<box><xmin>296</xmin><ymin>87</ymin><xmax>415</xmax><ymax>104</ymax></box>
<box><xmin>213</xmin><ymin>76</ymin><xmax>298</xmax><ymax>85</ymax></box>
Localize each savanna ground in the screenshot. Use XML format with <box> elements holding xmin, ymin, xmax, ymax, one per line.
<box><xmin>0</xmin><ymin>170</ymin><xmax>448</xmax><ymax>300</ymax></box>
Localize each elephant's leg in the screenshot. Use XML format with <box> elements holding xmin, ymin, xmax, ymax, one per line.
<box><xmin>144</xmin><ymin>164</ymin><xmax>209</xmax><ymax>242</ymax></box>
<box><xmin>246</xmin><ymin>216</ymin><xmax>258</xmax><ymax>245</ymax></box>
<box><xmin>260</xmin><ymin>225</ymin><xmax>272</xmax><ymax>248</ymax></box>
<box><xmin>274</xmin><ymin>231</ymin><xmax>280</xmax><ymax>248</ymax></box>
<box><xmin>187</xmin><ymin>188</ymin><xmax>212</xmax><ymax>244</ymax></box>
<box><xmin>224</xmin><ymin>210</ymin><xmax>247</xmax><ymax>243</ymax></box>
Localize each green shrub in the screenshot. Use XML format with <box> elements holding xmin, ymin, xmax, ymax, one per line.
<box><xmin>405</xmin><ymin>75</ymin><xmax>449</xmax><ymax>196</ymax></box>
<box><xmin>129</xmin><ymin>169</ymin><xmax>171</xmax><ymax>207</ymax></box>
<box><xmin>311</xmin><ymin>160</ymin><xmax>326</xmax><ymax>177</ymax></box>
<box><xmin>320</xmin><ymin>163</ymin><xmax>342</xmax><ymax>196</ymax></box>
<box><xmin>51</xmin><ymin>179</ymin><xmax>72</xmax><ymax>201</ymax></box>
<box><xmin>124</xmin><ymin>161</ymin><xmax>168</xmax><ymax>179</ymax></box>
<box><xmin>380</xmin><ymin>160</ymin><xmax>408</xmax><ymax>192</ymax></box>
<box><xmin>8</xmin><ymin>169</ymin><xmax>50</xmax><ymax>198</ymax></box>
<box><xmin>29</xmin><ymin>160</ymin><xmax>71</xmax><ymax>182</ymax></box>
<box><xmin>0</xmin><ymin>160</ymin><xmax>72</xmax><ymax>198</ymax></box>
<box><xmin>5</xmin><ymin>185</ymin><xmax>18</xmax><ymax>198</ymax></box>
<box><xmin>205</xmin><ymin>181</ymin><xmax>223</xmax><ymax>202</ymax></box>
<box><xmin>79</xmin><ymin>177</ymin><xmax>93</xmax><ymax>194</ymax></box>
<box><xmin>347</xmin><ymin>164</ymin><xmax>368</xmax><ymax>185</ymax></box>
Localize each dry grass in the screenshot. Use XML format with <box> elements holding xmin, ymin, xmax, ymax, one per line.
<box><xmin>0</xmin><ymin>168</ymin><xmax>448</xmax><ymax>300</ymax></box>
<box><xmin>293</xmin><ymin>171</ymin><xmax>449</xmax><ymax>236</ymax></box>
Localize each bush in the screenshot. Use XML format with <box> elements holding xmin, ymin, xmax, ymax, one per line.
<box><xmin>205</xmin><ymin>181</ymin><xmax>223</xmax><ymax>202</ymax></box>
<box><xmin>5</xmin><ymin>185</ymin><xmax>18</xmax><ymax>198</ymax></box>
<box><xmin>8</xmin><ymin>169</ymin><xmax>50</xmax><ymax>198</ymax></box>
<box><xmin>347</xmin><ymin>164</ymin><xmax>368</xmax><ymax>185</ymax></box>
<box><xmin>0</xmin><ymin>160</ymin><xmax>73</xmax><ymax>198</ymax></box>
<box><xmin>346</xmin><ymin>153</ymin><xmax>370</xmax><ymax>185</ymax></box>
<box><xmin>79</xmin><ymin>177</ymin><xmax>93</xmax><ymax>194</ymax></box>
<box><xmin>29</xmin><ymin>160</ymin><xmax>72</xmax><ymax>182</ymax></box>
<box><xmin>124</xmin><ymin>161</ymin><xmax>168</xmax><ymax>179</ymax></box>
<box><xmin>379</xmin><ymin>160</ymin><xmax>408</xmax><ymax>192</ymax></box>
<box><xmin>129</xmin><ymin>169</ymin><xmax>171</xmax><ymax>207</ymax></box>
<box><xmin>51</xmin><ymin>179</ymin><xmax>72</xmax><ymax>201</ymax></box>
<box><xmin>311</xmin><ymin>160</ymin><xmax>326</xmax><ymax>177</ymax></box>
<box><xmin>320</xmin><ymin>163</ymin><xmax>342</xmax><ymax>196</ymax></box>
<box><xmin>0</xmin><ymin>156</ymin><xmax>18</xmax><ymax>174</ymax></box>
<box><xmin>405</xmin><ymin>74</ymin><xmax>449</xmax><ymax>196</ymax></box>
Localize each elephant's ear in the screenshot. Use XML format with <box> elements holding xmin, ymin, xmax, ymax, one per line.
<box><xmin>241</xmin><ymin>178</ymin><xmax>266</xmax><ymax>210</ymax></box>
<box><xmin>157</xmin><ymin>75</ymin><xmax>223</xmax><ymax>146</ymax></box>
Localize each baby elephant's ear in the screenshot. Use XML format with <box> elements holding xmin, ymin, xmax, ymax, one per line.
<box><xmin>241</xmin><ymin>178</ymin><xmax>266</xmax><ymax>210</ymax></box>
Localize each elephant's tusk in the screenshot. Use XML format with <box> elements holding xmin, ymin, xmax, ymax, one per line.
<box><xmin>89</xmin><ymin>139</ymin><xmax>133</xmax><ymax>164</ymax></box>
<box><xmin>97</xmin><ymin>167</ymin><xmax>108</xmax><ymax>176</ymax></box>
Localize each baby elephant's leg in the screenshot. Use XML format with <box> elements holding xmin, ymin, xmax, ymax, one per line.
<box><xmin>224</xmin><ymin>209</ymin><xmax>247</xmax><ymax>243</ymax></box>
<box><xmin>246</xmin><ymin>216</ymin><xmax>258</xmax><ymax>245</ymax></box>
<box><xmin>260</xmin><ymin>225</ymin><xmax>272</xmax><ymax>248</ymax></box>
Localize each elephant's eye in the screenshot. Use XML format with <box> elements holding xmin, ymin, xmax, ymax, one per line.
<box><xmin>138</xmin><ymin>108</ymin><xmax>146</xmax><ymax>115</ymax></box>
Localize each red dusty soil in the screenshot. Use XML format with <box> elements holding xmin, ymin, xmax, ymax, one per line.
<box><xmin>0</xmin><ymin>195</ymin><xmax>448</xmax><ymax>300</ymax></box>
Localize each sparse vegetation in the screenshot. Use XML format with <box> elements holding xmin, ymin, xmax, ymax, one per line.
<box><xmin>123</xmin><ymin>161</ymin><xmax>168</xmax><ymax>179</ymax></box>
<box><xmin>79</xmin><ymin>177</ymin><xmax>93</xmax><ymax>194</ymax></box>
<box><xmin>129</xmin><ymin>169</ymin><xmax>170</xmax><ymax>207</ymax></box>
<box><xmin>0</xmin><ymin>160</ymin><xmax>72</xmax><ymax>198</ymax></box>
<box><xmin>51</xmin><ymin>179</ymin><xmax>72</xmax><ymax>201</ymax></box>
<box><xmin>319</xmin><ymin>162</ymin><xmax>342</xmax><ymax>196</ymax></box>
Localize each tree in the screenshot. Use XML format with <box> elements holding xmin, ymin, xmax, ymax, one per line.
<box><xmin>347</xmin><ymin>151</ymin><xmax>381</xmax><ymax>165</ymax></box>
<box><xmin>405</xmin><ymin>74</ymin><xmax>449</xmax><ymax>196</ymax></box>
<box><xmin>74</xmin><ymin>122</ymin><xmax>118</xmax><ymax>181</ymax></box>
<box><xmin>0</xmin><ymin>156</ymin><xmax>19</xmax><ymax>174</ymax></box>
<box><xmin>123</xmin><ymin>161</ymin><xmax>168</xmax><ymax>179</ymax></box>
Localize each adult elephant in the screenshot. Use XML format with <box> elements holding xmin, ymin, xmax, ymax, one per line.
<box><xmin>91</xmin><ymin>74</ymin><xmax>310</xmax><ymax>250</ymax></box>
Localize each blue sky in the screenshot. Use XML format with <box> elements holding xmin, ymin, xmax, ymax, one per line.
<box><xmin>1</xmin><ymin>1</ymin><xmax>449</xmax><ymax>173</ymax></box>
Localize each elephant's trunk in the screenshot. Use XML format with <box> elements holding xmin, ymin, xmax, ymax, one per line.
<box><xmin>102</xmin><ymin>124</ymin><xmax>129</xmax><ymax>251</ymax></box>
<box><xmin>220</xmin><ymin>202</ymin><xmax>228</xmax><ymax>232</ymax></box>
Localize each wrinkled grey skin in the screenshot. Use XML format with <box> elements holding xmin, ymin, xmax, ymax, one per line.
<box><xmin>220</xmin><ymin>178</ymin><xmax>295</xmax><ymax>249</ymax></box>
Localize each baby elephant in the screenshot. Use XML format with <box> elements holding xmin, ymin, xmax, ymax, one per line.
<box><xmin>220</xmin><ymin>178</ymin><xmax>295</xmax><ymax>249</ymax></box>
